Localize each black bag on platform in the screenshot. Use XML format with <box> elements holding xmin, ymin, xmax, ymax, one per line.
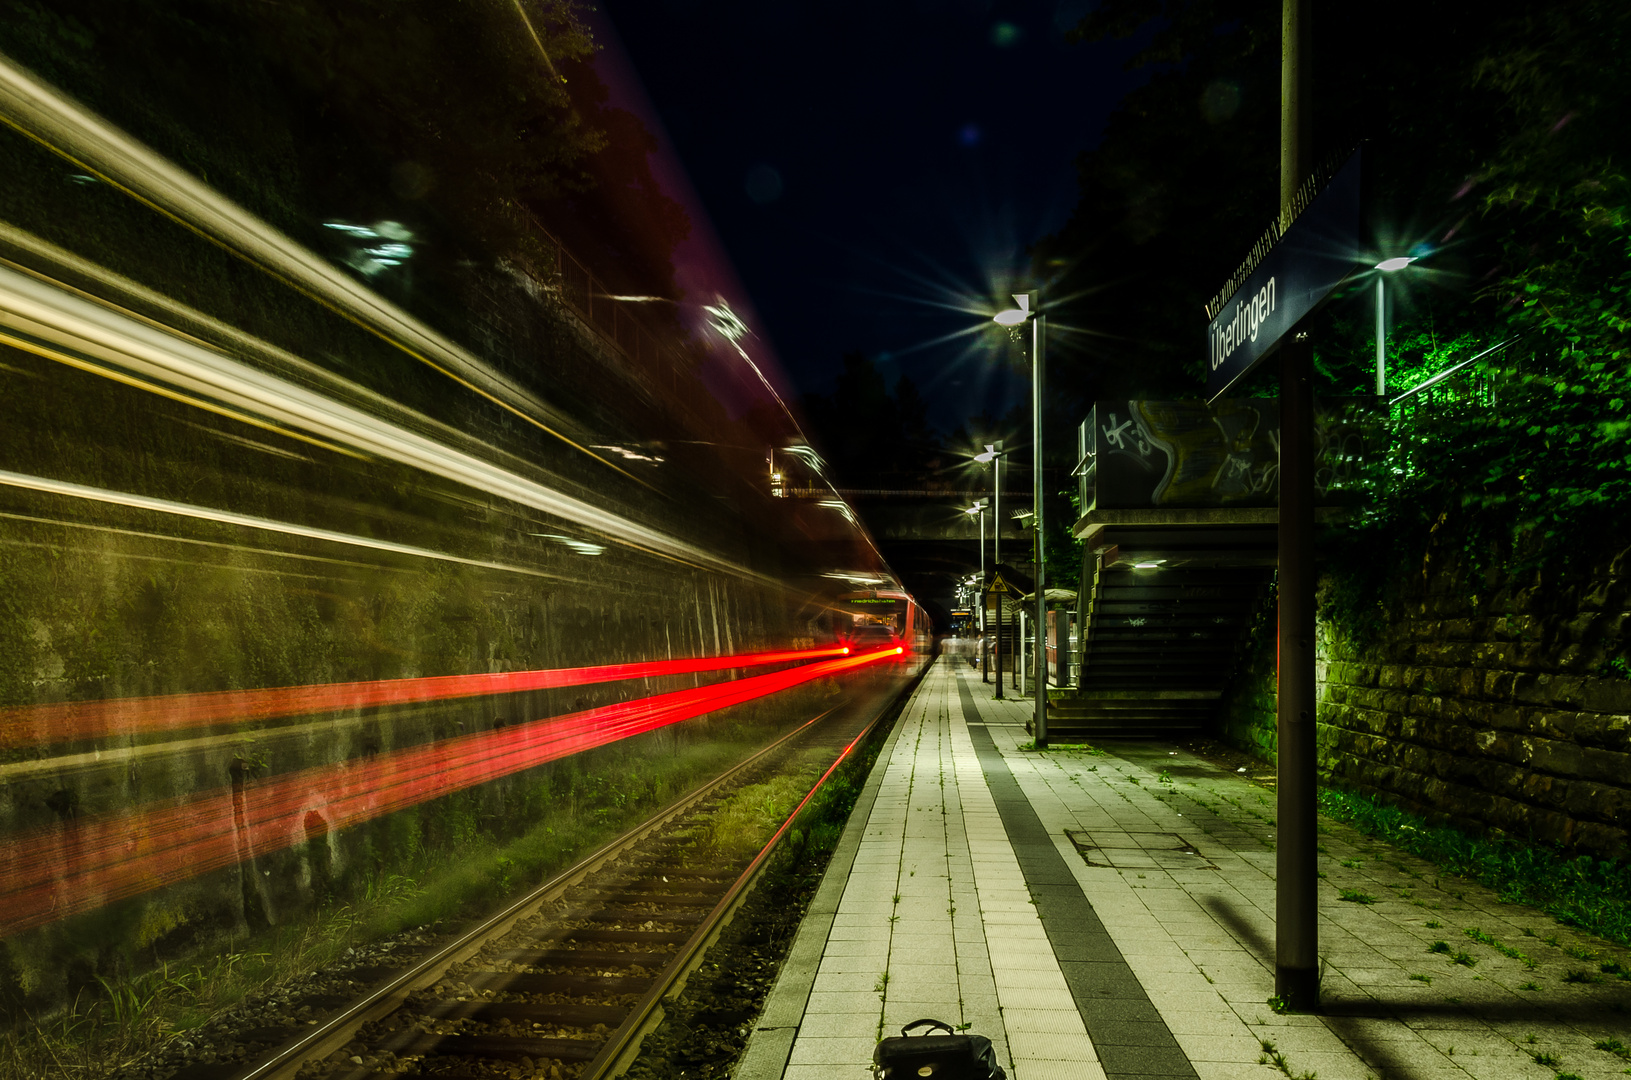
<box><xmin>871</xmin><ymin>1018</ymin><xmax>1007</xmax><ymax>1079</ymax></box>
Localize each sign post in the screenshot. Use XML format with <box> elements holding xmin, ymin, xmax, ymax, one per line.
<box><xmin>1201</xmin><ymin>0</ymin><xmax>1348</xmax><ymax>1012</ymax></box>
<box><xmin>1275</xmin><ymin>0</ymin><xmax>1319</xmax><ymax>1013</ymax></box>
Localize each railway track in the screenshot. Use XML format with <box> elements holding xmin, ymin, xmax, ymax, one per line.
<box><xmin>224</xmin><ymin>678</ymin><xmax>908</xmax><ymax>1080</ymax></box>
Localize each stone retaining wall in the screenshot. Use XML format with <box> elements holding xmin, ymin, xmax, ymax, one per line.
<box><xmin>1219</xmin><ymin>545</ymin><xmax>1631</xmax><ymax>859</ymax></box>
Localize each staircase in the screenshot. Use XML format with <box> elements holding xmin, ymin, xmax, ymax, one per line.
<box><xmin>1043</xmin><ymin>517</ymin><xmax>1276</xmax><ymax>739</ymax></box>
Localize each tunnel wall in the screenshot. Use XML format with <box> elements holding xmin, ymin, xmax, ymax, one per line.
<box><xmin>1218</xmin><ymin>542</ymin><xmax>1631</xmax><ymax>859</ymax></box>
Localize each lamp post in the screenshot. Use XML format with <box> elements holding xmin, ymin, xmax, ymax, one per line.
<box><xmin>973</xmin><ymin>443</ymin><xmax>1004</xmax><ymax>692</ymax></box>
<box><xmin>1374</xmin><ymin>256</ymin><xmax>1417</xmax><ymax>397</ymax></box>
<box><xmin>964</xmin><ymin>499</ymin><xmax>988</xmax><ymax>644</ymax></box>
<box><xmin>993</xmin><ymin>293</ymin><xmax>1047</xmax><ymax>748</ymax></box>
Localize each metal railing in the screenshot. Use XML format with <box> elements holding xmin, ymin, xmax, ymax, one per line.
<box><xmin>1388</xmin><ymin>336</ymin><xmax>1520</xmax><ymax>415</ymax></box>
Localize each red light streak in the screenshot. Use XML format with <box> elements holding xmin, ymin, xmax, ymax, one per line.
<box><xmin>0</xmin><ymin>646</ymin><xmax>901</xmax><ymax>938</ymax></box>
<box><xmin>0</xmin><ymin>645</ymin><xmax>850</xmax><ymax>748</ymax></box>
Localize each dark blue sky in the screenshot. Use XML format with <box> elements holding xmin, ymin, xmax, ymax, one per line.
<box><xmin>601</xmin><ymin>1</ymin><xmax>1149</xmax><ymax>433</ymax></box>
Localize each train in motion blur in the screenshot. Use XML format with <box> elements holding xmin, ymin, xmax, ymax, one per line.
<box><xmin>829</xmin><ymin>589</ymin><xmax>933</xmax><ymax>657</ymax></box>
<box><xmin>0</xmin><ymin>7</ymin><xmax>928</xmax><ymax>1028</ymax></box>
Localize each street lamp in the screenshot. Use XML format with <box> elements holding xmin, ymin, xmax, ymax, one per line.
<box><xmin>973</xmin><ymin>443</ymin><xmax>1003</xmax><ymax>693</ymax></box>
<box><xmin>1374</xmin><ymin>256</ymin><xmax>1418</xmax><ymax>397</ymax></box>
<box><xmin>964</xmin><ymin>499</ymin><xmax>988</xmax><ymax>666</ymax></box>
<box><xmin>992</xmin><ymin>292</ymin><xmax>1047</xmax><ymax>747</ymax></box>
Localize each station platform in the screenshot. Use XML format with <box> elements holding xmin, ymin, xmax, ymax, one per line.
<box><xmin>737</xmin><ymin>657</ymin><xmax>1631</xmax><ymax>1080</ymax></box>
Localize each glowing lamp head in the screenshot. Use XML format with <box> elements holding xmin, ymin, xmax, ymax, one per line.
<box><xmin>842</xmin><ymin>646</ymin><xmax>850</xmax><ymax>654</ymax></box>
<box><xmin>1375</xmin><ymin>256</ymin><xmax>1418</xmax><ymax>272</ymax></box>
<box><xmin>895</xmin><ymin>647</ymin><xmax>904</xmax><ymax>654</ymax></box>
<box><xmin>992</xmin><ymin>292</ymin><xmax>1032</xmax><ymax>326</ymax></box>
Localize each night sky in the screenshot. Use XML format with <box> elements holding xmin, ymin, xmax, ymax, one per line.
<box><xmin>598</xmin><ymin>1</ymin><xmax>1149</xmax><ymax>434</ymax></box>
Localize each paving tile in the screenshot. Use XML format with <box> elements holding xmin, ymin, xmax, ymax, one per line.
<box><xmin>1190</xmin><ymin>1062</ymin><xmax>1288</xmax><ymax>1080</ymax></box>
<box><xmin>1174</xmin><ymin>1031</ymin><xmax>1268</xmax><ymax>1063</ymax></box>
<box><xmin>1146</xmin><ymin>988</ymin><xmax>1230</xmax><ymax>1014</ymax></box>
<box><xmin>1009</xmin><ymin>1061</ymin><xmax>1108</xmax><ymax>1080</ymax></box>
<box><xmin>1252</xmin><ymin>1024</ymin><xmax>1360</xmax><ymax>1053</ymax></box>
<box><xmin>803</xmin><ymin>989</ymin><xmax>886</xmax><ymax>1015</ymax></box>
<box><xmin>1000</xmin><ymin>1008</ymin><xmax>1090</xmax><ymax>1034</ymax></box>
<box><xmin>993</xmin><ymin>985</ymin><xmax>1081</xmax><ymax>1011</ymax></box>
<box><xmin>1006</xmin><ymin>1031</ymin><xmax>1099</xmax><ymax>1062</ymax></box>
<box><xmin>994</xmin><ymin>967</ymin><xmax>1073</xmax><ymax>991</ymax></box>
<box><xmin>1077</xmin><ymin>997</ymin><xmax>1166</xmax><ymax>1025</ymax></box>
<box><xmin>785</xmin><ymin>1035</ymin><xmax>877</xmax><ymax>1066</ymax></box>
<box><xmin>783</xmin><ymin>1065</ymin><xmax>851</xmax><ymax>1080</ymax></box>
<box><xmin>1275</xmin><ymin>1050</ymin><xmax>1374</xmax><ymax>1080</ymax></box>
<box><xmin>812</xmin><ymin>970</ymin><xmax>890</xmax><ymax>994</ymax></box>
<box><xmin>795</xmin><ymin>1010</ymin><xmax>883</xmax><ymax>1039</ymax></box>
<box><xmin>1095</xmin><ymin>1041</ymin><xmax>1198</xmax><ymax>1075</ymax></box>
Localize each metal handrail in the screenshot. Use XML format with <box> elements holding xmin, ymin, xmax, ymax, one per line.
<box><xmin>1388</xmin><ymin>336</ymin><xmax>1520</xmax><ymax>406</ymax></box>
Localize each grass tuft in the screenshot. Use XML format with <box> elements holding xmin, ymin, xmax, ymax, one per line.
<box><xmin>1595</xmin><ymin>1038</ymin><xmax>1630</xmax><ymax>1061</ymax></box>
<box><xmin>1338</xmin><ymin>889</ymin><xmax>1378</xmax><ymax>904</ymax></box>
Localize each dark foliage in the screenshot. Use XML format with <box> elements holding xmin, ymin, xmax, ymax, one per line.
<box><xmin>1046</xmin><ymin>0</ymin><xmax>1631</xmax><ymax>589</ymax></box>
<box><xmin>800</xmin><ymin>352</ymin><xmax>938</xmax><ymax>489</ymax></box>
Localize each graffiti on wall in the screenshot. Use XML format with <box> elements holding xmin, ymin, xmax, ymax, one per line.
<box><xmin>1081</xmin><ymin>399</ymin><xmax>1378</xmax><ymax>511</ymax></box>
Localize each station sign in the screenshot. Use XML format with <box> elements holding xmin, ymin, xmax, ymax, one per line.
<box><xmin>1206</xmin><ymin>151</ymin><xmax>1365</xmax><ymax>401</ymax></box>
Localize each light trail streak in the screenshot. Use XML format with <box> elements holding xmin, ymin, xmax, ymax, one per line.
<box><xmin>0</xmin><ymin>263</ymin><xmax>781</xmax><ymax>582</ymax></box>
<box><xmin>0</xmin><ymin>51</ymin><xmax>635</xmax><ymax>481</ymax></box>
<box><xmin>0</xmin><ymin>644</ymin><xmax>851</xmax><ymax>748</ymax></box>
<box><xmin>0</xmin><ymin>468</ymin><xmax>574</xmax><ymax>587</ymax></box>
<box><xmin>0</xmin><ymin>509</ymin><xmax>425</xmax><ymax>576</ymax></box>
<box><xmin>0</xmin><ymin>221</ymin><xmax>565</xmax><ymax>488</ymax></box>
<box><xmin>0</xmin><ymin>647</ymin><xmax>904</xmax><ymax>938</ymax></box>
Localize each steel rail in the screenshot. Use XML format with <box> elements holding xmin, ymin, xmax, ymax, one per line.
<box><xmin>236</xmin><ymin>703</ymin><xmax>845</xmax><ymax>1080</ymax></box>
<box><xmin>580</xmin><ymin>687</ymin><xmax>904</xmax><ymax>1080</ymax></box>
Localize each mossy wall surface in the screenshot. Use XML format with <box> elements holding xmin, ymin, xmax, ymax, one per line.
<box><xmin>1217</xmin><ymin>543</ymin><xmax>1631</xmax><ymax>860</ymax></box>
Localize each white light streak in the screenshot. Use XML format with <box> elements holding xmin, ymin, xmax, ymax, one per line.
<box><xmin>0</xmin><ymin>469</ymin><xmax>569</xmax><ymax>581</ymax></box>
<box><xmin>0</xmin><ymin>52</ymin><xmax>629</xmax><ymax>475</ymax></box>
<box><xmin>0</xmin><ymin>263</ymin><xmax>779</xmax><ymax>583</ymax></box>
